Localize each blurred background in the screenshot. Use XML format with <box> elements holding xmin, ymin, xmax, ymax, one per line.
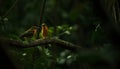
<box><xmin>0</xmin><ymin>0</ymin><xmax>120</xmax><ymax>69</ymax></box>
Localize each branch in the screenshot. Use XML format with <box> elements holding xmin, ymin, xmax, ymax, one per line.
<box><xmin>1</xmin><ymin>37</ymin><xmax>81</xmax><ymax>51</ymax></box>
<box><xmin>3</xmin><ymin>0</ymin><xmax>18</xmax><ymax>18</ymax></box>
<box><xmin>39</xmin><ymin>0</ymin><xmax>46</xmax><ymax>24</ymax></box>
<box><xmin>36</xmin><ymin>0</ymin><xmax>47</xmax><ymax>39</ymax></box>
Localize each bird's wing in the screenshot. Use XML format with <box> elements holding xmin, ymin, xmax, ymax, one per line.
<box><xmin>19</xmin><ymin>28</ymin><xmax>34</xmax><ymax>38</ymax></box>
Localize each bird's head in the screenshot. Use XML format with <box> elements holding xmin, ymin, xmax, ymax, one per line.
<box><xmin>42</xmin><ymin>23</ymin><xmax>46</xmax><ymax>26</ymax></box>
<box><xmin>31</xmin><ymin>26</ymin><xmax>37</xmax><ymax>29</ymax></box>
<box><xmin>30</xmin><ymin>26</ymin><xmax>40</xmax><ymax>30</ymax></box>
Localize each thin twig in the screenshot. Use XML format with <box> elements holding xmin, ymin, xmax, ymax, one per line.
<box><xmin>3</xmin><ymin>0</ymin><xmax>18</xmax><ymax>18</ymax></box>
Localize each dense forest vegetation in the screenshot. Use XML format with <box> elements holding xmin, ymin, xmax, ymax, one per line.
<box><xmin>0</xmin><ymin>0</ymin><xmax>120</xmax><ymax>69</ymax></box>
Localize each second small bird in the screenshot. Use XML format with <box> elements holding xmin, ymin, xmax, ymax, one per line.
<box><xmin>41</xmin><ymin>23</ymin><xmax>48</xmax><ymax>39</ymax></box>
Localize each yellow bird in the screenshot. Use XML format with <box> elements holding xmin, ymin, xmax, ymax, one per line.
<box><xmin>41</xmin><ymin>23</ymin><xmax>48</xmax><ymax>39</ymax></box>
<box><xmin>20</xmin><ymin>26</ymin><xmax>38</xmax><ymax>40</ymax></box>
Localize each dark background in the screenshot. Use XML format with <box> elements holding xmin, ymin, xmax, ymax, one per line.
<box><xmin>0</xmin><ymin>0</ymin><xmax>120</xmax><ymax>69</ymax></box>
